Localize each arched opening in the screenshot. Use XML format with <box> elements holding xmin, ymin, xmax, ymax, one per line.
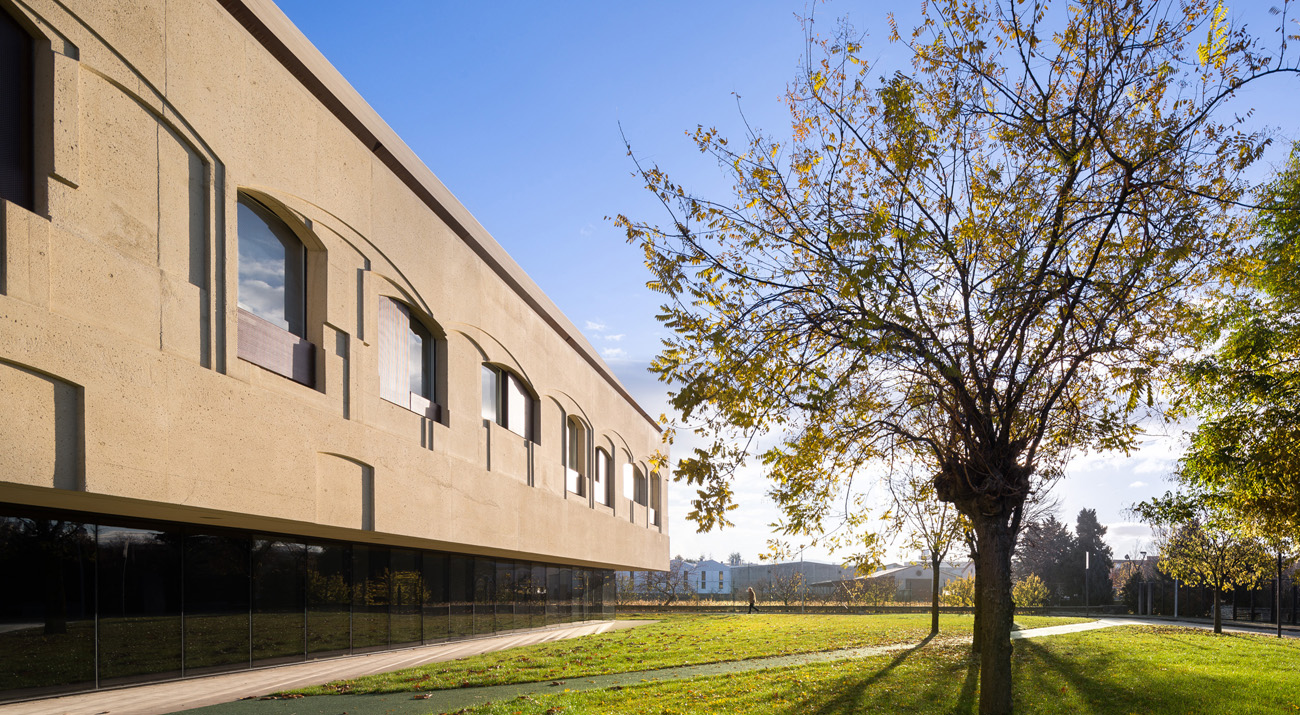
<box><xmin>379</xmin><ymin>296</ymin><xmax>443</xmax><ymax>420</ymax></box>
<box><xmin>235</xmin><ymin>193</ymin><xmax>316</xmax><ymax>386</ymax></box>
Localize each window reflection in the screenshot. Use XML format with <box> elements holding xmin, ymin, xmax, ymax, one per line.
<box><xmin>237</xmin><ymin>196</ymin><xmax>306</xmax><ymax>336</ymax></box>
<box><xmin>306</xmin><ymin>542</ymin><xmax>351</xmax><ymax>658</ymax></box>
<box><xmin>184</xmin><ymin>533</ymin><xmax>250</xmax><ymax>674</ymax></box>
<box><xmin>97</xmin><ymin>525</ymin><xmax>183</xmax><ymax>686</ymax></box>
<box><xmin>0</xmin><ymin>505</ymin><xmax>615</xmax><ymax>703</ymax></box>
<box><xmin>0</xmin><ymin>517</ymin><xmax>95</xmax><ymax>698</ymax></box>
<box><xmin>252</xmin><ymin>539</ymin><xmax>305</xmax><ymax>666</ymax></box>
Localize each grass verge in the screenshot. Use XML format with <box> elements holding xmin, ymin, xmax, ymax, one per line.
<box><xmin>289</xmin><ymin>613</ymin><xmax>1091</xmax><ymax>696</ymax></box>
<box><xmin>459</xmin><ymin>625</ymin><xmax>1300</xmax><ymax>714</ymax></box>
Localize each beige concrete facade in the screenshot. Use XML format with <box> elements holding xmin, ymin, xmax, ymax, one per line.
<box><xmin>0</xmin><ymin>0</ymin><xmax>668</xmax><ymax>571</ymax></box>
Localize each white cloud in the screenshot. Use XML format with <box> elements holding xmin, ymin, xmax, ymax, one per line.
<box><xmin>601</xmin><ymin>347</ymin><xmax>627</xmax><ymax>360</ymax></box>
<box><xmin>1132</xmin><ymin>459</ymin><xmax>1172</xmax><ymax>475</ymax></box>
<box><xmin>604</xmin><ymin>334</ymin><xmax>625</xmax><ymax>342</ymax></box>
<box><xmin>1129</xmin><ymin>480</ymin><xmax>1148</xmax><ymax>489</ymax></box>
<box><xmin>585</xmin><ymin>320</ymin><xmax>607</xmax><ymax>331</ymax></box>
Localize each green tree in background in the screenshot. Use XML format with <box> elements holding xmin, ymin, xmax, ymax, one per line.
<box><xmin>1013</xmin><ymin>515</ymin><xmax>1076</xmax><ymax>604</ymax></box>
<box><xmin>1012</xmin><ymin>574</ymin><xmax>1050</xmax><ymax>608</ymax></box>
<box><xmin>1173</xmin><ymin>146</ymin><xmax>1300</xmax><ymax>543</ymax></box>
<box><xmin>1136</xmin><ymin>493</ymin><xmax>1271</xmax><ymax>633</ymax></box>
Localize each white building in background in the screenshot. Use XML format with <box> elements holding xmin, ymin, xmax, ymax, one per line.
<box><xmin>686</xmin><ymin>559</ymin><xmax>733</xmax><ymax>595</ymax></box>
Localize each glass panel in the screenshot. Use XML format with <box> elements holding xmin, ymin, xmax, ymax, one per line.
<box><xmin>183</xmin><ymin>532</ymin><xmax>250</xmax><ymax>675</ymax></box>
<box><xmin>448</xmin><ymin>555</ymin><xmax>474</xmax><ymax>638</ymax></box>
<box><xmin>505</xmin><ymin>374</ymin><xmax>530</xmax><ymax>439</ymax></box>
<box><xmin>481</xmin><ymin>366</ymin><xmax>498</xmax><ymax>423</ymax></box>
<box><xmin>573</xmin><ymin>570</ymin><xmax>587</xmax><ymax>623</ymax></box>
<box><xmin>593</xmin><ymin>450</ymin><xmax>608</xmax><ymax>506</ymax></box>
<box><xmin>473</xmin><ymin>558</ymin><xmax>496</xmax><ymax>635</ymax></box>
<box><xmin>0</xmin><ymin>515</ymin><xmax>95</xmax><ymax>701</ymax></box>
<box><xmin>252</xmin><ymin>538</ymin><xmax>305</xmax><ymax>665</ymax></box>
<box><xmin>306</xmin><ymin>542</ymin><xmax>351</xmax><ymax>658</ymax></box>
<box><xmin>391</xmin><ymin>549</ymin><xmax>422</xmax><ymax>646</ymax></box>
<box><xmin>603</xmin><ymin>569</ymin><xmax>617</xmax><ymax>618</ymax></box>
<box><xmin>531</xmin><ymin>563</ymin><xmax>547</xmax><ymax>629</ymax></box>
<box><xmin>97</xmin><ymin>524</ymin><xmax>183</xmax><ymax>685</ymax></box>
<box><xmin>548</xmin><ymin>567</ymin><xmax>573</xmax><ymax>625</ymax></box>
<box><xmin>496</xmin><ymin>560</ymin><xmax>517</xmax><ymax>631</ymax></box>
<box><xmin>409</xmin><ymin>320</ymin><xmax>431</xmax><ymax>401</ymax></box>
<box><xmin>352</xmin><ymin>546</ymin><xmax>389</xmax><ymax>652</ymax></box>
<box><xmin>237</xmin><ymin>197</ymin><xmax>306</xmax><ymax>336</ymax></box>
<box><xmin>422</xmin><ymin>553</ymin><xmax>449</xmax><ymax>643</ymax></box>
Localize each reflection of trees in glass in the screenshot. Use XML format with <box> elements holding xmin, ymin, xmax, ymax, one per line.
<box><xmin>0</xmin><ymin>517</ymin><xmax>91</xmax><ymax>635</ymax></box>
<box><xmin>307</xmin><ymin>568</ymin><xmax>349</xmax><ymax>604</ymax></box>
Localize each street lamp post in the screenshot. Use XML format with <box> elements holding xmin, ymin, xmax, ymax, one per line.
<box><xmin>1085</xmin><ymin>550</ymin><xmax>1090</xmax><ymax>617</ymax></box>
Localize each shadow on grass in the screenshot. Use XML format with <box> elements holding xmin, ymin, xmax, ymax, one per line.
<box><xmin>775</xmin><ymin>634</ymin><xmax>958</xmax><ymax>715</ymax></box>
<box><xmin>1013</xmin><ymin>637</ymin><xmax>1146</xmax><ymax>713</ymax></box>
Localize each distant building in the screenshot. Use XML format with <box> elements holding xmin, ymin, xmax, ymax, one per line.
<box><xmin>811</xmin><ymin>561</ymin><xmax>974</xmax><ymax>601</ymax></box>
<box><xmin>731</xmin><ymin>560</ymin><xmax>857</xmax><ymax>595</ymax></box>
<box><xmin>686</xmin><ymin>559</ymin><xmax>733</xmax><ymax>595</ymax></box>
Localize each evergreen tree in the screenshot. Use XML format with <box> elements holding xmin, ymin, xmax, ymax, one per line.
<box><xmin>1013</xmin><ymin>515</ymin><xmax>1076</xmax><ymax>604</ymax></box>
<box><xmin>1071</xmin><ymin>509</ymin><xmax>1115</xmax><ymax>605</ymax></box>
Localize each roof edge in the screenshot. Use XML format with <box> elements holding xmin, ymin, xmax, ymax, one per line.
<box><xmin>216</xmin><ymin>0</ymin><xmax>661</xmax><ymax>433</ymax></box>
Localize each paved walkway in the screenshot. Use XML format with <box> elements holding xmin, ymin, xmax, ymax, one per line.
<box><xmin>173</xmin><ymin>619</ymin><xmax>1131</xmax><ymax>715</ymax></box>
<box><xmin>9</xmin><ymin>616</ymin><xmax>1294</xmax><ymax>715</ymax></box>
<box><xmin>0</xmin><ymin>620</ymin><xmax>650</xmax><ymax>715</ymax></box>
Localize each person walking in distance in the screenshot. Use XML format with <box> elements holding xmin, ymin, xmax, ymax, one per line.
<box><xmin>747</xmin><ymin>586</ymin><xmax>759</xmax><ymax>614</ymax></box>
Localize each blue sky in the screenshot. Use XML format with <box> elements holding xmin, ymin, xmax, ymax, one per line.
<box><xmin>275</xmin><ymin>0</ymin><xmax>1299</xmax><ymax>566</ymax></box>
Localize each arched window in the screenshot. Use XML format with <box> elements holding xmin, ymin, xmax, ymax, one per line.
<box><xmin>237</xmin><ymin>195</ymin><xmax>306</xmax><ymax>335</ymax></box>
<box><xmin>0</xmin><ymin>9</ymin><xmax>34</xmax><ymax>211</ymax></box>
<box><xmin>236</xmin><ymin>194</ymin><xmax>314</xmax><ymax>386</ymax></box>
<box><xmin>379</xmin><ymin>296</ymin><xmax>440</xmax><ymax>419</ymax></box>
<box><xmin>565</xmin><ymin>417</ymin><xmax>587</xmax><ymax>496</ymax></box>
<box><xmin>593</xmin><ymin>447</ymin><xmax>612</xmax><ymax>507</ymax></box>
<box><xmin>481</xmin><ymin>365</ymin><xmax>535</xmax><ymax>441</ymax></box>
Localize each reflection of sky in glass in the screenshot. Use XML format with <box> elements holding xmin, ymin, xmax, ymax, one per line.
<box><xmin>409</xmin><ymin>324</ymin><xmax>426</xmax><ymax>399</ymax></box>
<box><xmin>237</xmin><ymin>200</ymin><xmax>304</xmax><ymax>334</ymax></box>
<box><xmin>482</xmin><ymin>366</ymin><xmax>497</xmax><ymax>421</ymax></box>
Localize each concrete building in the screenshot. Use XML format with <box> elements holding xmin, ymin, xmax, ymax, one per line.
<box><xmin>0</xmin><ymin>0</ymin><xmax>667</xmax><ymax>703</ymax></box>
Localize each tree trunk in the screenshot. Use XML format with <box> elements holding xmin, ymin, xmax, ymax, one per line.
<box><xmin>931</xmin><ymin>550</ymin><xmax>941</xmax><ymax>636</ymax></box>
<box><xmin>1212</xmin><ymin>584</ymin><xmax>1221</xmax><ymax>634</ymax></box>
<box><xmin>974</xmin><ymin>517</ymin><xmax>1016</xmax><ymax>715</ymax></box>
<box><xmin>972</xmin><ymin>554</ymin><xmax>982</xmax><ymax>654</ymax></box>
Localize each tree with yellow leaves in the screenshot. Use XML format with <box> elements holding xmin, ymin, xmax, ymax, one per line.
<box><xmin>619</xmin><ymin>0</ymin><xmax>1299</xmax><ymax>711</ymax></box>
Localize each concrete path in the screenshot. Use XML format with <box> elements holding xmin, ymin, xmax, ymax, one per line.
<box><xmin>10</xmin><ymin>616</ymin><xmax>1294</xmax><ymax>715</ymax></box>
<box><xmin>0</xmin><ymin>620</ymin><xmax>651</xmax><ymax>715</ymax></box>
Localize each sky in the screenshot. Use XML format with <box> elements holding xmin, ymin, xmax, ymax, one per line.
<box><xmin>273</xmin><ymin>0</ymin><xmax>1300</xmax><ymax>568</ymax></box>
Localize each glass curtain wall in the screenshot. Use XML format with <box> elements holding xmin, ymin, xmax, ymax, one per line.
<box><xmin>0</xmin><ymin>503</ymin><xmax>616</xmax><ymax>703</ymax></box>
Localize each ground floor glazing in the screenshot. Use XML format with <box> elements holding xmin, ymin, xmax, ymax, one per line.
<box><xmin>0</xmin><ymin>502</ymin><xmax>616</xmax><ymax>703</ymax></box>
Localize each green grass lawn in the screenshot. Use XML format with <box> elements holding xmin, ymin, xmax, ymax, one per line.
<box><xmin>289</xmin><ymin>613</ymin><xmax>1091</xmax><ymax>696</ymax></box>
<box><xmin>458</xmin><ymin>626</ymin><xmax>1300</xmax><ymax>714</ymax></box>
